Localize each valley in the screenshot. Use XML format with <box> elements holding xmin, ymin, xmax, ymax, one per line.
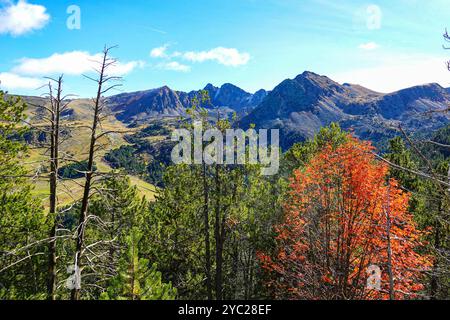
<box><xmin>19</xmin><ymin>70</ymin><xmax>450</xmax><ymax>207</ymax></box>
<box><xmin>2</xmin><ymin>0</ymin><xmax>450</xmax><ymax>304</ymax></box>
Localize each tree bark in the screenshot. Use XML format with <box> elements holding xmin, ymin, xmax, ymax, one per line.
<box><xmin>203</xmin><ymin>162</ymin><xmax>212</xmax><ymax>300</ymax></box>
<box><xmin>47</xmin><ymin>76</ymin><xmax>62</xmax><ymax>300</ymax></box>
<box><xmin>385</xmin><ymin>186</ymin><xmax>395</xmax><ymax>300</ymax></box>
<box><xmin>430</xmin><ymin>217</ymin><xmax>440</xmax><ymax>300</ymax></box>
<box><xmin>214</xmin><ymin>164</ymin><xmax>223</xmax><ymax>300</ymax></box>
<box><xmin>71</xmin><ymin>49</ymin><xmax>109</xmax><ymax>300</ymax></box>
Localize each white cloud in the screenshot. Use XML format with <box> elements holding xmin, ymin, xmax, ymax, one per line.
<box><xmin>332</xmin><ymin>55</ymin><xmax>450</xmax><ymax>93</ymax></box>
<box><xmin>149</xmin><ymin>45</ymin><xmax>250</xmax><ymax>68</ymax></box>
<box><xmin>183</xmin><ymin>47</ymin><xmax>250</xmax><ymax>66</ymax></box>
<box><xmin>358</xmin><ymin>42</ymin><xmax>379</xmax><ymax>50</ymax></box>
<box><xmin>0</xmin><ymin>0</ymin><xmax>50</xmax><ymax>36</ymax></box>
<box><xmin>0</xmin><ymin>72</ymin><xmax>45</xmax><ymax>90</ymax></box>
<box><xmin>13</xmin><ymin>51</ymin><xmax>144</xmax><ymax>76</ymax></box>
<box><xmin>158</xmin><ymin>61</ymin><xmax>191</xmax><ymax>72</ymax></box>
<box><xmin>150</xmin><ymin>45</ymin><xmax>169</xmax><ymax>58</ymax></box>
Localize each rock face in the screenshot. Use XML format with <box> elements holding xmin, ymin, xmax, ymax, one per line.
<box><xmin>108</xmin><ymin>84</ymin><xmax>267</xmax><ymax>123</ymax></box>
<box><xmin>108</xmin><ymin>86</ymin><xmax>187</xmax><ymax>122</ymax></box>
<box><xmin>239</xmin><ymin>71</ymin><xmax>450</xmax><ymax>149</ymax></box>
<box><xmin>207</xmin><ymin>83</ymin><xmax>267</xmax><ymax>112</ymax></box>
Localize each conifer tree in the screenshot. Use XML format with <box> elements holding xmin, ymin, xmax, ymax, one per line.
<box><xmin>0</xmin><ymin>91</ymin><xmax>47</xmax><ymax>299</ymax></box>
<box><xmin>100</xmin><ymin>228</ymin><xmax>176</xmax><ymax>300</ymax></box>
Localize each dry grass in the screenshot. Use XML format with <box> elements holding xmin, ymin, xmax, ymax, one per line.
<box><xmin>22</xmin><ymin>98</ymin><xmax>158</xmax><ymax>208</ymax></box>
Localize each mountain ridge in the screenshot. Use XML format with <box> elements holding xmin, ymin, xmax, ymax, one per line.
<box><xmin>239</xmin><ymin>71</ymin><xmax>450</xmax><ymax>149</ymax></box>
<box><xmin>106</xmin><ymin>82</ymin><xmax>268</xmax><ymax>123</ymax></box>
<box><xmin>16</xmin><ymin>71</ymin><xmax>450</xmax><ymax>150</ymax></box>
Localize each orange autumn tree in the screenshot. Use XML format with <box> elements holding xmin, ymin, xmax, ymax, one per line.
<box><xmin>258</xmin><ymin>136</ymin><xmax>431</xmax><ymax>300</ymax></box>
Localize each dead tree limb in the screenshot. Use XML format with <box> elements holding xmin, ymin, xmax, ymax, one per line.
<box><xmin>71</xmin><ymin>46</ymin><xmax>121</xmax><ymax>300</ymax></box>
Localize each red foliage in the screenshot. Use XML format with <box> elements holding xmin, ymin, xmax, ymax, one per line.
<box><xmin>258</xmin><ymin>136</ymin><xmax>432</xmax><ymax>300</ymax></box>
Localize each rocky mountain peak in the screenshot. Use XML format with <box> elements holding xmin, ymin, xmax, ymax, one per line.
<box><xmin>240</xmin><ymin>72</ymin><xmax>450</xmax><ymax>149</ymax></box>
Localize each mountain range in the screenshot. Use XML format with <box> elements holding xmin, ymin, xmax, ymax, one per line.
<box><xmin>107</xmin><ymin>83</ymin><xmax>268</xmax><ymax>123</ymax></box>
<box><xmin>240</xmin><ymin>71</ymin><xmax>450</xmax><ymax>149</ymax></box>
<box><xmin>20</xmin><ymin>71</ymin><xmax>450</xmax><ymax>150</ymax></box>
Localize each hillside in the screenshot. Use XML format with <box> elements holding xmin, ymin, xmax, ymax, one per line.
<box><xmin>19</xmin><ymin>70</ymin><xmax>450</xmax><ymax>188</ymax></box>
<box><xmin>20</xmin><ymin>96</ymin><xmax>158</xmax><ymax>206</ymax></box>
<box><xmin>239</xmin><ymin>71</ymin><xmax>450</xmax><ymax>149</ymax></box>
<box><xmin>107</xmin><ymin>83</ymin><xmax>267</xmax><ymax>124</ymax></box>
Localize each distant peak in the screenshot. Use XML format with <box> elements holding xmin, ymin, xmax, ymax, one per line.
<box><xmin>295</xmin><ymin>71</ymin><xmax>331</xmax><ymax>81</ymax></box>
<box><xmin>204</xmin><ymin>83</ymin><xmax>218</xmax><ymax>91</ymax></box>
<box><xmin>396</xmin><ymin>82</ymin><xmax>444</xmax><ymax>94</ymax></box>
<box><xmin>218</xmin><ymin>83</ymin><xmax>250</xmax><ymax>95</ymax></box>
<box><xmin>291</xmin><ymin>71</ymin><xmax>342</xmax><ymax>92</ymax></box>
<box><xmin>420</xmin><ymin>82</ymin><xmax>443</xmax><ymax>89</ymax></box>
<box><xmin>254</xmin><ymin>89</ymin><xmax>267</xmax><ymax>95</ymax></box>
<box><xmin>294</xmin><ymin>71</ymin><xmax>334</xmax><ymax>83</ymax></box>
<box><xmin>221</xmin><ymin>83</ymin><xmax>240</xmax><ymax>89</ymax></box>
<box><xmin>301</xmin><ymin>71</ymin><xmax>320</xmax><ymax>77</ymax></box>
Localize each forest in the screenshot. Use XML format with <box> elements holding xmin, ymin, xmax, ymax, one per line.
<box><xmin>0</xmin><ymin>46</ymin><xmax>449</xmax><ymax>302</ymax></box>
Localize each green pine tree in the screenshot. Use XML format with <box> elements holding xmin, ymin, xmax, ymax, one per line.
<box><xmin>0</xmin><ymin>91</ymin><xmax>47</xmax><ymax>300</ymax></box>
<box><xmin>100</xmin><ymin>228</ymin><xmax>176</xmax><ymax>300</ymax></box>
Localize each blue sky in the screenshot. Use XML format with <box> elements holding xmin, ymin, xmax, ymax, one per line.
<box><xmin>1</xmin><ymin>0</ymin><xmax>450</xmax><ymax>97</ymax></box>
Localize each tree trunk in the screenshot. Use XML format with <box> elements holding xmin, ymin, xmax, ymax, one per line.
<box><xmin>385</xmin><ymin>186</ymin><xmax>395</xmax><ymax>300</ymax></box>
<box><xmin>430</xmin><ymin>218</ymin><xmax>440</xmax><ymax>300</ymax></box>
<box><xmin>47</xmin><ymin>76</ymin><xmax>62</xmax><ymax>300</ymax></box>
<box><xmin>71</xmin><ymin>50</ymin><xmax>108</xmax><ymax>300</ymax></box>
<box><xmin>203</xmin><ymin>163</ymin><xmax>212</xmax><ymax>300</ymax></box>
<box><xmin>231</xmin><ymin>239</ymin><xmax>239</xmax><ymax>299</ymax></box>
<box><xmin>214</xmin><ymin>164</ymin><xmax>223</xmax><ymax>300</ymax></box>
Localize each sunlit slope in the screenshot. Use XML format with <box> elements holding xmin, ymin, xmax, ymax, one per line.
<box><xmin>22</xmin><ymin>97</ymin><xmax>158</xmax><ymax>206</ymax></box>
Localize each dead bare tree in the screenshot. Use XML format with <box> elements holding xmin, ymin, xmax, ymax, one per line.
<box><xmin>23</xmin><ymin>75</ymin><xmax>74</xmax><ymax>300</ymax></box>
<box><xmin>71</xmin><ymin>46</ymin><xmax>122</xmax><ymax>300</ymax></box>
<box><xmin>46</xmin><ymin>76</ymin><xmax>62</xmax><ymax>300</ymax></box>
